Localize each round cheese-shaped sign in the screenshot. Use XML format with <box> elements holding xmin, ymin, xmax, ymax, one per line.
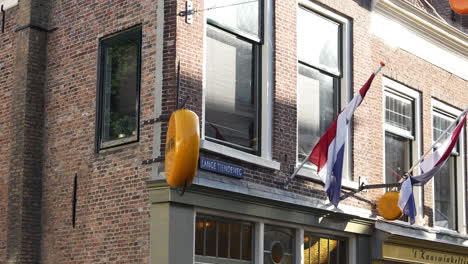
<box><xmin>378</xmin><ymin>191</ymin><xmax>403</xmax><ymax>221</ymax></box>
<box><xmin>165</xmin><ymin>109</ymin><xmax>200</xmax><ymax>188</ymax></box>
<box><xmin>450</xmin><ymin>0</ymin><xmax>468</xmax><ymax>14</ymax></box>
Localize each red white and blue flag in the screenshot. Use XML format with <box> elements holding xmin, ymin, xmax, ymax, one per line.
<box><xmin>308</xmin><ymin>62</ymin><xmax>385</xmax><ymax>206</ymax></box>
<box><xmin>398</xmin><ymin>111</ymin><xmax>467</xmax><ymax>224</ymax></box>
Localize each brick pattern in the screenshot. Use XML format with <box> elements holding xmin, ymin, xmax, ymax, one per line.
<box><xmin>169</xmin><ymin>0</ymin><xmax>467</xmax><ymax>219</ymax></box>
<box><xmin>38</xmin><ymin>0</ymin><xmax>157</xmax><ymax>263</ymax></box>
<box><xmin>5</xmin><ymin>0</ymin><xmax>50</xmax><ymax>262</ymax></box>
<box><xmin>0</xmin><ymin>5</ymin><xmax>18</xmax><ymax>263</ymax></box>
<box><xmin>0</xmin><ymin>0</ymin><xmax>466</xmax><ymax>263</ymax></box>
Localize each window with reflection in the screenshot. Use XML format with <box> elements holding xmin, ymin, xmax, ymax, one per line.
<box><xmin>384</xmin><ymin>90</ymin><xmax>414</xmax><ymax>186</ymax></box>
<box><xmin>264</xmin><ymin>225</ymin><xmax>294</xmax><ymax>264</ymax></box>
<box><xmin>303</xmin><ymin>233</ymin><xmax>346</xmax><ymax>264</ymax></box>
<box><xmin>433</xmin><ymin>110</ymin><xmax>458</xmax><ymax>230</ymax></box>
<box><xmin>297</xmin><ymin>6</ymin><xmax>346</xmax><ymax>171</ymax></box>
<box><xmin>195</xmin><ymin>216</ymin><xmax>253</xmax><ymax>263</ymax></box>
<box><xmin>205</xmin><ymin>0</ymin><xmax>262</xmax><ymax>154</ymax></box>
<box><xmin>97</xmin><ymin>27</ymin><xmax>141</xmax><ymax>149</ymax></box>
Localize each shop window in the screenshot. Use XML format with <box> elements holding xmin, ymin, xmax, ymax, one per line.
<box><xmin>195</xmin><ymin>216</ymin><xmax>253</xmax><ymax>263</ymax></box>
<box><xmin>432</xmin><ymin>105</ymin><xmax>465</xmax><ymax>231</ymax></box>
<box><xmin>96</xmin><ymin>26</ymin><xmax>142</xmax><ymax>150</ymax></box>
<box><xmin>303</xmin><ymin>233</ymin><xmax>346</xmax><ymax>264</ymax></box>
<box><xmin>204</xmin><ymin>0</ymin><xmax>262</xmax><ymax>154</ymax></box>
<box><xmin>383</xmin><ymin>80</ymin><xmax>420</xmax><ymax>189</ymax></box>
<box><xmin>296</xmin><ymin>4</ymin><xmax>351</xmax><ymax>180</ymax></box>
<box><xmin>264</xmin><ymin>225</ymin><xmax>294</xmax><ymax>264</ymax></box>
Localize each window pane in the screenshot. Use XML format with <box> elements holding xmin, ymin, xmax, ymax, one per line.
<box><xmin>434</xmin><ymin>157</ymin><xmax>457</xmax><ymax>229</ymax></box>
<box><xmin>298</xmin><ymin>64</ymin><xmax>337</xmax><ymax>161</ymax></box>
<box><xmin>329</xmin><ymin>239</ymin><xmax>339</xmax><ymax>264</ymax></box>
<box><xmin>218</xmin><ymin>222</ymin><xmax>229</xmax><ymax>258</ymax></box>
<box><xmin>205</xmin><ymin>26</ymin><xmax>258</xmax><ymax>151</ymax></box>
<box><xmin>195</xmin><ymin>219</ymin><xmax>205</xmax><ymax>255</ymax></box>
<box><xmin>385</xmin><ymin>94</ymin><xmax>413</xmax><ymax>134</ymax></box>
<box><xmin>205</xmin><ymin>220</ymin><xmax>217</xmax><ymax>256</ymax></box>
<box><xmin>242</xmin><ymin>224</ymin><xmax>252</xmax><ymax>260</ymax></box>
<box><xmin>206</xmin><ymin>0</ymin><xmax>260</xmax><ymax>39</ymax></box>
<box><xmin>433</xmin><ymin>111</ymin><xmax>457</xmax><ymax>153</ymax></box>
<box><xmin>264</xmin><ymin>225</ymin><xmax>294</xmax><ymax>264</ymax></box>
<box><xmin>230</xmin><ymin>223</ymin><xmax>241</xmax><ymax>259</ymax></box>
<box><xmin>339</xmin><ymin>240</ymin><xmax>347</xmax><ymax>263</ymax></box>
<box><xmin>385</xmin><ymin>133</ymin><xmax>411</xmax><ymax>183</ymax></box>
<box><xmin>304</xmin><ymin>234</ymin><xmax>347</xmax><ymax>264</ymax></box>
<box><xmin>100</xmin><ymin>29</ymin><xmax>140</xmax><ymax>144</ymax></box>
<box><xmin>298</xmin><ymin>7</ymin><xmax>340</xmax><ymax>74</ymax></box>
<box><xmin>195</xmin><ymin>217</ymin><xmax>253</xmax><ymax>261</ymax></box>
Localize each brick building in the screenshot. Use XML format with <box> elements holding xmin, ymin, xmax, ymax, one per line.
<box><xmin>0</xmin><ymin>0</ymin><xmax>467</xmax><ymax>263</ymax></box>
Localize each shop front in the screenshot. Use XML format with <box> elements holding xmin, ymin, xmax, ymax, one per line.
<box><xmin>147</xmin><ymin>176</ymin><xmax>376</xmax><ymax>264</ymax></box>
<box><xmin>371</xmin><ymin>221</ymin><xmax>468</xmax><ymax>264</ymax></box>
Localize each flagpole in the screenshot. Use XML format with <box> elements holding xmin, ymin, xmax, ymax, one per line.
<box><xmin>283</xmin><ymin>62</ymin><xmax>386</xmax><ymax>188</ymax></box>
<box><xmin>405</xmin><ymin>107</ymin><xmax>468</xmax><ymax>177</ymax></box>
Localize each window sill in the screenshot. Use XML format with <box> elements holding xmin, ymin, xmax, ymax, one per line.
<box><xmin>296</xmin><ymin>166</ymin><xmax>359</xmax><ymax>190</ymax></box>
<box><xmin>200</xmin><ymin>139</ymin><xmax>281</xmax><ymax>170</ymax></box>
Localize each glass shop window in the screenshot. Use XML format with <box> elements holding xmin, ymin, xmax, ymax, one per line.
<box><xmin>303</xmin><ymin>233</ymin><xmax>347</xmax><ymax>264</ymax></box>
<box><xmin>195</xmin><ymin>216</ymin><xmax>253</xmax><ymax>263</ymax></box>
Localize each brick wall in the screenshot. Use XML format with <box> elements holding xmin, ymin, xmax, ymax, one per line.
<box><xmin>0</xmin><ymin>5</ymin><xmax>18</xmax><ymax>263</ymax></box>
<box><xmin>0</xmin><ymin>0</ymin><xmax>466</xmax><ymax>262</ymax></box>
<box><xmin>39</xmin><ymin>0</ymin><xmax>158</xmax><ymax>262</ymax></box>
<box><xmin>169</xmin><ymin>0</ymin><xmax>467</xmax><ymax>220</ymax></box>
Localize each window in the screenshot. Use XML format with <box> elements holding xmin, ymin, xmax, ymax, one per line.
<box><xmin>195</xmin><ymin>216</ymin><xmax>253</xmax><ymax>263</ymax></box>
<box><xmin>384</xmin><ymin>91</ymin><xmax>414</xmax><ymax>184</ymax></box>
<box><xmin>97</xmin><ymin>27</ymin><xmax>142</xmax><ymax>149</ymax></box>
<box><xmin>383</xmin><ymin>78</ymin><xmax>421</xmax><ymax>193</ymax></box>
<box><xmin>296</xmin><ymin>4</ymin><xmax>351</xmax><ymax>179</ymax></box>
<box><xmin>431</xmin><ymin>102</ymin><xmax>466</xmax><ymax>231</ymax></box>
<box><xmin>303</xmin><ymin>233</ymin><xmax>346</xmax><ymax>264</ymax></box>
<box><xmin>264</xmin><ymin>225</ymin><xmax>294</xmax><ymax>264</ymax></box>
<box><xmin>204</xmin><ymin>0</ymin><xmax>262</xmax><ymax>154</ymax></box>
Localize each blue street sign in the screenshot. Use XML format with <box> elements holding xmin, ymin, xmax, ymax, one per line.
<box><xmin>199</xmin><ymin>157</ymin><xmax>244</xmax><ymax>179</ymax></box>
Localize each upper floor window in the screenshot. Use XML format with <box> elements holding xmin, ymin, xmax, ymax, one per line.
<box><xmin>383</xmin><ymin>79</ymin><xmax>420</xmax><ymax>187</ymax></box>
<box><xmin>204</xmin><ymin>0</ymin><xmax>262</xmax><ymax>154</ymax></box>
<box><xmin>195</xmin><ymin>216</ymin><xmax>253</xmax><ymax>263</ymax></box>
<box><xmin>296</xmin><ymin>3</ymin><xmax>351</xmax><ymax>179</ymax></box>
<box><xmin>431</xmin><ymin>101</ymin><xmax>466</xmax><ymax>232</ymax></box>
<box><xmin>96</xmin><ymin>27</ymin><xmax>142</xmax><ymax>150</ymax></box>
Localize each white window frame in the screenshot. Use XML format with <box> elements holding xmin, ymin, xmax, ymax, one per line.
<box><xmin>195</xmin><ymin>208</ymin><xmax>358</xmax><ymax>264</ymax></box>
<box><xmin>431</xmin><ymin>99</ymin><xmax>466</xmax><ymax>234</ymax></box>
<box><xmin>295</xmin><ymin>0</ymin><xmax>356</xmax><ymax>189</ymax></box>
<box><xmin>200</xmin><ymin>0</ymin><xmax>280</xmax><ymax>170</ymax></box>
<box><xmin>382</xmin><ymin>78</ymin><xmax>422</xmax><ymax>220</ymax></box>
<box><xmin>0</xmin><ymin>0</ymin><xmax>18</xmax><ymax>11</ymax></box>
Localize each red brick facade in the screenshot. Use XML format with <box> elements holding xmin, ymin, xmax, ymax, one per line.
<box><xmin>0</xmin><ymin>0</ymin><xmax>466</xmax><ymax>263</ymax></box>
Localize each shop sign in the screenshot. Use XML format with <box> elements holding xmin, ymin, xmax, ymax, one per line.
<box><xmin>383</xmin><ymin>243</ymin><xmax>468</xmax><ymax>264</ymax></box>
<box><xmin>199</xmin><ymin>157</ymin><xmax>244</xmax><ymax>179</ymax></box>
<box><xmin>165</xmin><ymin>109</ymin><xmax>200</xmax><ymax>188</ymax></box>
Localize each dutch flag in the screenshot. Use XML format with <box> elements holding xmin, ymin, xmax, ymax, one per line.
<box><xmin>308</xmin><ymin>62</ymin><xmax>385</xmax><ymax>206</ymax></box>
<box><xmin>398</xmin><ymin>111</ymin><xmax>467</xmax><ymax>224</ymax></box>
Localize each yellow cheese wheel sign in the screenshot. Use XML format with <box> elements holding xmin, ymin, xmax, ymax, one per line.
<box><xmin>450</xmin><ymin>0</ymin><xmax>468</xmax><ymax>14</ymax></box>
<box><xmin>165</xmin><ymin>109</ymin><xmax>200</xmax><ymax>188</ymax></box>
<box><xmin>378</xmin><ymin>191</ymin><xmax>403</xmax><ymax>221</ymax></box>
